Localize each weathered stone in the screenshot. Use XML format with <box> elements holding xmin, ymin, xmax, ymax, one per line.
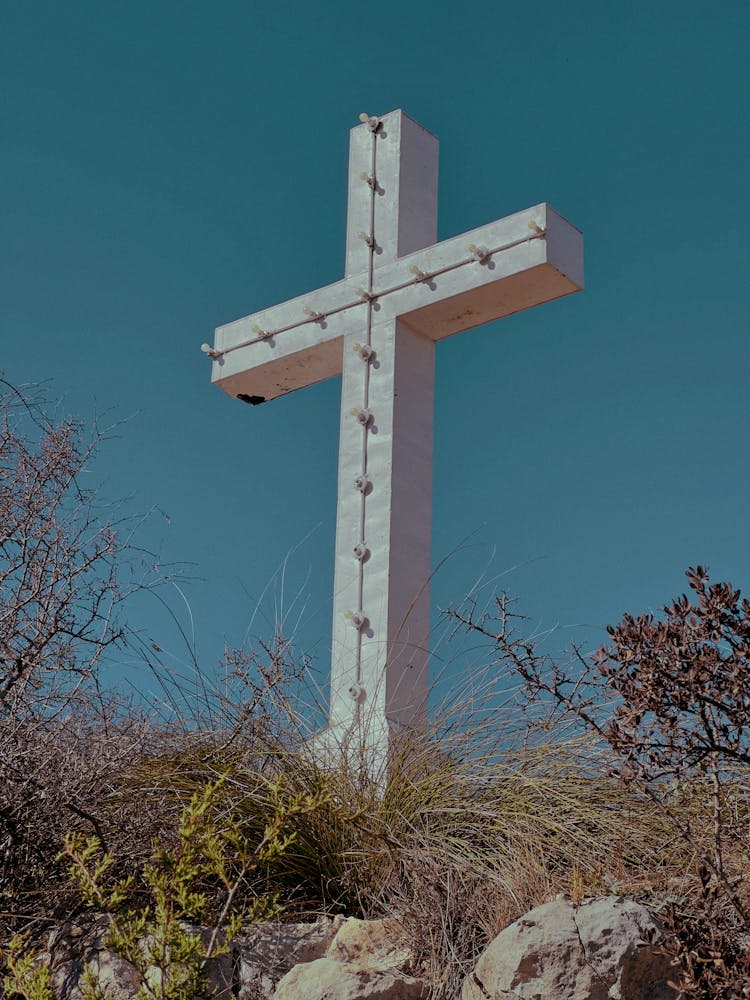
<box><xmin>327</xmin><ymin>917</ymin><xmax>414</xmax><ymax>972</ymax></box>
<box><xmin>147</xmin><ymin>923</ymin><xmax>233</xmax><ymax>999</ymax></box>
<box><xmin>46</xmin><ymin>915</ymin><xmax>140</xmax><ymax>1000</ymax></box>
<box><xmin>274</xmin><ymin>956</ymin><xmax>427</xmax><ymax>1000</ymax></box>
<box><xmin>45</xmin><ymin>914</ymin><xmax>232</xmax><ymax>1000</ymax></box>
<box><xmin>235</xmin><ymin>915</ymin><xmax>344</xmax><ymax>999</ymax></box>
<box><xmin>461</xmin><ymin>896</ymin><xmax>677</xmax><ymax>1000</ymax></box>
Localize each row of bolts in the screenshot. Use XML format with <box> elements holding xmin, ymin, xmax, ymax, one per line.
<box><xmin>343</xmin><ymin>114</ymin><xmax>383</xmax><ymax>705</ymax></box>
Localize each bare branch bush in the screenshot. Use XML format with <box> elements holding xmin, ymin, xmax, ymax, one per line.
<box><xmin>0</xmin><ymin>379</ymin><xmax>173</xmax><ymax>944</ymax></box>
<box><xmin>449</xmin><ymin>568</ymin><xmax>750</xmax><ymax>998</ymax></box>
<box><xmin>1</xmin><ymin>698</ymin><xmax>158</xmax><ymax>938</ymax></box>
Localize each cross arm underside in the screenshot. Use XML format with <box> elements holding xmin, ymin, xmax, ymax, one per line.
<box><xmin>381</xmin><ymin>204</ymin><xmax>583</xmax><ymax>340</ymax></box>
<box><xmin>209</xmin><ymin>204</ymin><xmax>582</xmax><ymax>404</ymax></box>
<box><xmin>210</xmin><ymin>277</ymin><xmax>366</xmax><ymax>404</ymax></box>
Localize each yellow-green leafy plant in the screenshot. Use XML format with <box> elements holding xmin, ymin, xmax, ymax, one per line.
<box><xmin>59</xmin><ymin>774</ymin><xmax>331</xmax><ymax>1000</ymax></box>
<box><xmin>3</xmin><ymin>934</ymin><xmax>53</xmax><ymax>1000</ymax></box>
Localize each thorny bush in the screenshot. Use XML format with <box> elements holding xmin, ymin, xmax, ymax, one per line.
<box><xmin>450</xmin><ymin>566</ymin><xmax>750</xmax><ymax>997</ymax></box>
<box><xmin>0</xmin><ymin>379</ymin><xmax>165</xmax><ymax>714</ymax></box>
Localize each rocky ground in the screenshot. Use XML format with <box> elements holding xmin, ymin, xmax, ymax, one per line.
<box><xmin>40</xmin><ymin>895</ymin><xmax>678</xmax><ymax>1000</ymax></box>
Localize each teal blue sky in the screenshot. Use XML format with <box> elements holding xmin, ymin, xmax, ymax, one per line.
<box><xmin>3</xmin><ymin>1</ymin><xmax>749</xmax><ymax>698</ymax></box>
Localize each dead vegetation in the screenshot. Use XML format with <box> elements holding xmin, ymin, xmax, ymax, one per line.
<box><xmin>449</xmin><ymin>566</ymin><xmax>750</xmax><ymax>998</ymax></box>
<box><xmin>2</xmin><ymin>380</ymin><xmax>749</xmax><ymax>998</ymax></box>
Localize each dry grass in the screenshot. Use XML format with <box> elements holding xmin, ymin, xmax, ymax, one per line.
<box><xmin>88</xmin><ymin>662</ymin><xmax>696</xmax><ymax>998</ymax></box>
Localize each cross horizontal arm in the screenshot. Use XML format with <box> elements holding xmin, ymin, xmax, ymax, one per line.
<box><xmin>209</xmin><ymin>203</ymin><xmax>581</xmax><ymax>404</ymax></box>
<box><xmin>210</xmin><ymin>277</ymin><xmax>367</xmax><ymax>403</ymax></box>
<box><xmin>373</xmin><ymin>204</ymin><xmax>582</xmax><ymax>339</ymax></box>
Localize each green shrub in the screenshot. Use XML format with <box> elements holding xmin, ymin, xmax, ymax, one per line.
<box><xmin>5</xmin><ymin>774</ymin><xmax>330</xmax><ymax>1000</ymax></box>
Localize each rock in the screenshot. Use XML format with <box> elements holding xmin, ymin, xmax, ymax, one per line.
<box><xmin>235</xmin><ymin>915</ymin><xmax>344</xmax><ymax>999</ymax></box>
<box><xmin>274</xmin><ymin>956</ymin><xmax>427</xmax><ymax>999</ymax></box>
<box><xmin>148</xmin><ymin>923</ymin><xmax>233</xmax><ymax>999</ymax></box>
<box><xmin>327</xmin><ymin>917</ymin><xmax>415</xmax><ymax>972</ymax></box>
<box><xmin>46</xmin><ymin>915</ymin><xmax>140</xmax><ymax>1000</ymax></box>
<box><xmin>461</xmin><ymin>896</ymin><xmax>677</xmax><ymax>1000</ymax></box>
<box><xmin>268</xmin><ymin>916</ymin><xmax>423</xmax><ymax>999</ymax></box>
<box><xmin>45</xmin><ymin>914</ymin><xmax>232</xmax><ymax>1000</ymax></box>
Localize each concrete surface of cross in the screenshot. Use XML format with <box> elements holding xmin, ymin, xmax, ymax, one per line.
<box><xmin>204</xmin><ymin>109</ymin><xmax>583</xmax><ymax>763</ymax></box>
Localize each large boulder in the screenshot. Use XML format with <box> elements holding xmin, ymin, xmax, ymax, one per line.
<box><xmin>273</xmin><ymin>957</ymin><xmax>426</xmax><ymax>1000</ymax></box>
<box><xmin>461</xmin><ymin>896</ymin><xmax>677</xmax><ymax>1000</ymax></box>
<box><xmin>272</xmin><ymin>916</ymin><xmax>425</xmax><ymax>1000</ymax></box>
<box><xmin>235</xmin><ymin>915</ymin><xmax>344</xmax><ymax>998</ymax></box>
<box><xmin>43</xmin><ymin>912</ymin><xmax>421</xmax><ymax>1000</ymax></box>
<box><xmin>326</xmin><ymin>917</ymin><xmax>415</xmax><ymax>972</ymax></box>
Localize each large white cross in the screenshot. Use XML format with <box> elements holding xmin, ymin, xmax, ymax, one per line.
<box><xmin>204</xmin><ymin>110</ymin><xmax>583</xmax><ymax>761</ymax></box>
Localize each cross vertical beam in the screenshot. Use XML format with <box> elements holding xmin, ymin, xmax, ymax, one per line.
<box><xmin>345</xmin><ymin>113</ymin><xmax>439</xmax><ymax>274</ymax></box>
<box><xmin>330</xmin><ymin>319</ymin><xmax>434</xmax><ymax>745</ymax></box>
<box><xmin>329</xmin><ymin>116</ymin><xmax>438</xmax><ymax>754</ymax></box>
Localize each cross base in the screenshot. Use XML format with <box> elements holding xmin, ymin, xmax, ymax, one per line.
<box><xmin>302</xmin><ymin>715</ymin><xmax>424</xmax><ymax>782</ymax></box>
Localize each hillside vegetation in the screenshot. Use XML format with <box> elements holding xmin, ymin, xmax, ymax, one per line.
<box><xmin>2</xmin><ymin>382</ymin><xmax>748</xmax><ymax>999</ymax></box>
